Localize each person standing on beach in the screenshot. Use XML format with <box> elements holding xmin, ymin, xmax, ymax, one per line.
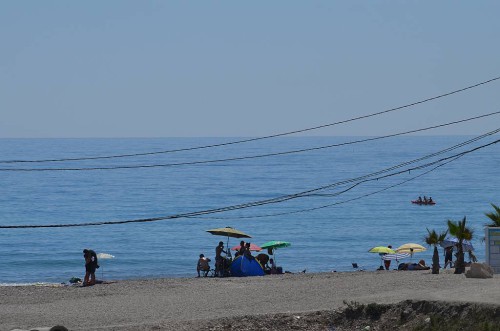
<box><xmin>215</xmin><ymin>241</ymin><xmax>226</xmax><ymax>277</ymax></box>
<box><xmin>384</xmin><ymin>245</ymin><xmax>393</xmax><ymax>270</ymax></box>
<box><xmin>83</xmin><ymin>249</ymin><xmax>99</xmax><ymax>286</ymax></box>
<box><xmin>444</xmin><ymin>246</ymin><xmax>453</xmax><ymax>268</ymax></box>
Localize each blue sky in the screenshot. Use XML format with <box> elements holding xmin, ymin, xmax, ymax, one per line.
<box><xmin>1</xmin><ymin>1</ymin><xmax>499</xmax><ymax>138</ymax></box>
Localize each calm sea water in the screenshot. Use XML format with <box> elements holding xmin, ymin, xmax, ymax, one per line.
<box><xmin>0</xmin><ymin>136</ymin><xmax>498</xmax><ymax>284</ymax></box>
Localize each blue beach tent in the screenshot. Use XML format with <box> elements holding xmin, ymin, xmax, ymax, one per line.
<box><xmin>230</xmin><ymin>255</ymin><xmax>265</xmax><ymax>277</ymax></box>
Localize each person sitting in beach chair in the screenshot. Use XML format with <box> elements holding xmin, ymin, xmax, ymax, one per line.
<box><xmin>197</xmin><ymin>254</ymin><xmax>211</xmax><ymax>277</ymax></box>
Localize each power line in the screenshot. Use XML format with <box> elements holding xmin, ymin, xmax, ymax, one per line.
<box><xmin>2</xmin><ymin>75</ymin><xmax>499</xmax><ymax>164</ymax></box>
<box><xmin>189</xmin><ymin>154</ymin><xmax>465</xmax><ymax>220</ymax></box>
<box><xmin>1</xmin><ymin>135</ymin><xmax>497</xmax><ymax>229</ymax></box>
<box><xmin>1</xmin><ymin>111</ymin><xmax>498</xmax><ymax>172</ymax></box>
<box><xmin>274</xmin><ymin>132</ymin><xmax>498</xmax><ymax>200</ymax></box>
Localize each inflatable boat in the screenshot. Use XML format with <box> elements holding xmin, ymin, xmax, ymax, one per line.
<box><xmin>411</xmin><ymin>200</ymin><xmax>436</xmax><ymax>205</ymax></box>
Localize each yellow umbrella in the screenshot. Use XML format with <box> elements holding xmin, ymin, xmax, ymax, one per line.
<box><xmin>396</xmin><ymin>243</ymin><xmax>426</xmax><ymax>261</ymax></box>
<box><xmin>206</xmin><ymin>227</ymin><xmax>252</xmax><ymax>239</ymax></box>
<box><xmin>368</xmin><ymin>246</ymin><xmax>395</xmax><ymax>269</ymax></box>
<box><xmin>206</xmin><ymin>227</ymin><xmax>252</xmax><ymax>257</ymax></box>
<box><xmin>395</xmin><ymin>243</ymin><xmax>426</xmax><ymax>253</ymax></box>
<box><xmin>368</xmin><ymin>246</ymin><xmax>396</xmax><ymax>254</ymax></box>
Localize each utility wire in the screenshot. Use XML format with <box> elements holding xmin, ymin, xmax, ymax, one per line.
<box><xmin>1</xmin><ymin>136</ymin><xmax>497</xmax><ymax>229</ymax></box>
<box><xmin>2</xmin><ymin>75</ymin><xmax>499</xmax><ymax>164</ymax></box>
<box><xmin>1</xmin><ymin>111</ymin><xmax>498</xmax><ymax>172</ymax></box>
<box><xmin>190</xmin><ymin>154</ymin><xmax>464</xmax><ymax>220</ymax></box>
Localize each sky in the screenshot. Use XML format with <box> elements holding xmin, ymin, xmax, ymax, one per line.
<box><xmin>1</xmin><ymin>1</ymin><xmax>500</xmax><ymax>138</ymax></box>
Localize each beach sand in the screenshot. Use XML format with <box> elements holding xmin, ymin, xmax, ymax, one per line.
<box><xmin>1</xmin><ymin>270</ymin><xmax>499</xmax><ymax>331</ymax></box>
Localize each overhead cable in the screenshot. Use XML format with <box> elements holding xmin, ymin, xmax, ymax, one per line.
<box><xmin>1</xmin><ymin>75</ymin><xmax>499</xmax><ymax>164</ymax></box>
<box><xmin>189</xmin><ymin>154</ymin><xmax>465</xmax><ymax>220</ymax></box>
<box><xmin>1</xmin><ymin>135</ymin><xmax>497</xmax><ymax>229</ymax></box>
<box><xmin>1</xmin><ymin>111</ymin><xmax>498</xmax><ymax>172</ymax></box>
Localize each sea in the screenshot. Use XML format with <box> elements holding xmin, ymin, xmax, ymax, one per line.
<box><xmin>0</xmin><ymin>136</ymin><xmax>498</xmax><ymax>285</ymax></box>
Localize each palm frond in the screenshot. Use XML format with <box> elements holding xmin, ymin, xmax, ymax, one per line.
<box><xmin>424</xmin><ymin>228</ymin><xmax>448</xmax><ymax>247</ymax></box>
<box><xmin>424</xmin><ymin>228</ymin><xmax>438</xmax><ymax>246</ymax></box>
<box><xmin>447</xmin><ymin>216</ymin><xmax>473</xmax><ymax>242</ymax></box>
<box><xmin>485</xmin><ymin>203</ymin><xmax>500</xmax><ymax>227</ymax></box>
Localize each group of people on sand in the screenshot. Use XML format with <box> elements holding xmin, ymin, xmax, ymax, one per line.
<box><xmin>234</xmin><ymin>240</ymin><xmax>254</xmax><ymax>259</ymax></box>
<box><xmin>378</xmin><ymin>244</ymin><xmax>476</xmax><ymax>271</ymax></box>
<box><xmin>197</xmin><ymin>240</ymin><xmax>279</xmax><ymax>277</ymax></box>
<box><xmin>235</xmin><ymin>240</ymin><xmax>278</xmax><ymax>274</ymax></box>
<box><xmin>379</xmin><ymin>245</ymin><xmax>431</xmax><ymax>271</ymax></box>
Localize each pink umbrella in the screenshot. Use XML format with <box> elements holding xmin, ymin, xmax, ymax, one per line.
<box><xmin>231</xmin><ymin>243</ymin><xmax>262</xmax><ymax>252</ymax></box>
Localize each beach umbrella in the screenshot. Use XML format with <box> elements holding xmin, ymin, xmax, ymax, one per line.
<box><xmin>206</xmin><ymin>227</ymin><xmax>252</xmax><ymax>239</ymax></box>
<box><xmin>382</xmin><ymin>253</ymin><xmax>410</xmax><ymax>268</ymax></box>
<box><xmin>260</xmin><ymin>241</ymin><xmax>291</xmax><ymax>264</ymax></box>
<box><xmin>395</xmin><ymin>243</ymin><xmax>426</xmax><ymax>253</ymax></box>
<box><xmin>439</xmin><ymin>237</ymin><xmax>474</xmax><ymax>252</ymax></box>
<box><xmin>231</xmin><ymin>243</ymin><xmax>262</xmax><ymax>252</ymax></box>
<box><xmin>261</xmin><ymin>241</ymin><xmax>291</xmax><ymax>250</ymax></box>
<box><xmin>382</xmin><ymin>253</ymin><xmax>410</xmax><ymax>261</ymax></box>
<box><xmin>206</xmin><ymin>227</ymin><xmax>252</xmax><ymax>257</ymax></box>
<box><xmin>396</xmin><ymin>243</ymin><xmax>426</xmax><ymax>261</ymax></box>
<box><xmin>368</xmin><ymin>246</ymin><xmax>396</xmax><ymax>254</ymax></box>
<box><xmin>96</xmin><ymin>252</ymin><xmax>115</xmax><ymax>280</ymax></box>
<box><xmin>368</xmin><ymin>246</ymin><xmax>396</xmax><ymax>269</ymax></box>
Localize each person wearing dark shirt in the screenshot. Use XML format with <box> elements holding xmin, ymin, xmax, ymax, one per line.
<box><xmin>83</xmin><ymin>249</ymin><xmax>99</xmax><ymax>286</ymax></box>
<box><xmin>215</xmin><ymin>241</ymin><xmax>227</xmax><ymax>277</ymax></box>
<box><xmin>235</xmin><ymin>241</ymin><xmax>246</xmax><ymax>258</ymax></box>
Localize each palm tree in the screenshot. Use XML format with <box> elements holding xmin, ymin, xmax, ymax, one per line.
<box><xmin>424</xmin><ymin>228</ymin><xmax>448</xmax><ymax>274</ymax></box>
<box><xmin>485</xmin><ymin>203</ymin><xmax>500</xmax><ymax>227</ymax></box>
<box><xmin>447</xmin><ymin>216</ymin><xmax>474</xmax><ymax>274</ymax></box>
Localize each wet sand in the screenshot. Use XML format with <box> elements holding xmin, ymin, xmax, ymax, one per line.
<box><xmin>1</xmin><ymin>270</ymin><xmax>499</xmax><ymax>331</ymax></box>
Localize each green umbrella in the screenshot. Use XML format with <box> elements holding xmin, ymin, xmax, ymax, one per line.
<box><xmin>261</xmin><ymin>241</ymin><xmax>291</xmax><ymax>249</ymax></box>
<box><xmin>260</xmin><ymin>241</ymin><xmax>291</xmax><ymax>265</ymax></box>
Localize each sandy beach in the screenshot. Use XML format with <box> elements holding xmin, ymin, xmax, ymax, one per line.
<box><xmin>1</xmin><ymin>269</ymin><xmax>499</xmax><ymax>331</ymax></box>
